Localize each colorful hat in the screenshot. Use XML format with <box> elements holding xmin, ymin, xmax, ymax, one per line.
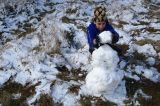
<box><xmin>94</xmin><ymin>6</ymin><xmax>107</xmax><ymax>22</ymax></box>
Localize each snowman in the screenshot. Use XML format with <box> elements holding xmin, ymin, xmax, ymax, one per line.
<box><xmin>85</xmin><ymin>31</ymin><xmax>124</xmax><ymax>96</ymax></box>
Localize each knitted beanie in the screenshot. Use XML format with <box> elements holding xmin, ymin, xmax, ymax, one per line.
<box><xmin>94</xmin><ymin>6</ymin><xmax>107</xmax><ymax>22</ymax></box>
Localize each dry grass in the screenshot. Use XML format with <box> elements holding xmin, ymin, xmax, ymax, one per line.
<box><xmin>68</xmin><ymin>85</ymin><xmax>80</xmax><ymax>95</ymax></box>
<box><xmin>117</xmin><ymin>44</ymin><xmax>129</xmax><ymax>55</ymax></box>
<box><xmin>79</xmin><ymin>95</ymin><xmax>116</xmax><ymax>106</ymax></box>
<box><xmin>112</xmin><ymin>20</ymin><xmax>129</xmax><ymax>29</ymax></box>
<box><xmin>31</xmin><ymin>19</ymin><xmax>61</xmax><ymax>55</ymax></box>
<box><xmin>10</xmin><ymin>21</ymin><xmax>37</xmax><ymax>39</ymax></box>
<box><xmin>66</xmin><ymin>8</ymin><xmax>77</xmax><ymax>14</ymax></box>
<box><xmin>136</xmin><ymin>39</ymin><xmax>160</xmax><ymax>52</ymax></box>
<box><xmin>56</xmin><ymin>66</ymin><xmax>87</xmax><ymax>81</ymax></box>
<box><xmin>36</xmin><ymin>94</ymin><xmax>54</xmax><ymax>106</ymax></box>
<box><xmin>124</xmin><ymin>76</ymin><xmax>160</xmax><ymax>106</ymax></box>
<box><xmin>61</xmin><ymin>16</ymin><xmax>75</xmax><ymax>23</ymax></box>
<box><xmin>0</xmin><ymin>81</ymin><xmax>40</xmax><ymax>106</ymax></box>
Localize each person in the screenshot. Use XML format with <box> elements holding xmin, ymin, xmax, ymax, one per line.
<box><xmin>87</xmin><ymin>6</ymin><xmax>121</xmax><ymax>54</ymax></box>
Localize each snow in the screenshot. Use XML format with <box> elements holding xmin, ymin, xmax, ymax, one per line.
<box><xmin>132</xmin><ymin>89</ymin><xmax>152</xmax><ymax>105</ymax></box>
<box><xmin>51</xmin><ymin>81</ymin><xmax>79</xmax><ymax>106</ymax></box>
<box><xmin>12</xmin><ymin>93</ymin><xmax>21</xmax><ymax>99</ymax></box>
<box><xmin>136</xmin><ymin>44</ymin><xmax>157</xmax><ymax>57</ymax></box>
<box><xmin>0</xmin><ymin>71</ymin><xmax>11</xmax><ymax>86</ymax></box>
<box><xmin>0</xmin><ymin>0</ymin><xmax>160</xmax><ymax>106</ymax></box>
<box><xmin>103</xmin><ymin>80</ymin><xmax>127</xmax><ymax>105</ymax></box>
<box><xmin>85</xmin><ymin>67</ymin><xmax>124</xmax><ymax>95</ymax></box>
<box><xmin>14</xmin><ymin>70</ymin><xmax>31</xmax><ymax>86</ymax></box>
<box><xmin>80</xmin><ymin>32</ymin><xmax>125</xmax><ymax>105</ymax></box>
<box><xmin>98</xmin><ymin>31</ymin><xmax>112</xmax><ymax>44</ymax></box>
<box><xmin>119</xmin><ymin>60</ymin><xmax>127</xmax><ymax>69</ymax></box>
<box><xmin>151</xmin><ymin>0</ymin><xmax>160</xmax><ymax>4</ymax></box>
<box><xmin>92</xmin><ymin>45</ymin><xmax>119</xmax><ymax>70</ymax></box>
<box><xmin>146</xmin><ymin>57</ymin><xmax>155</xmax><ymax>66</ymax></box>
<box><xmin>128</xmin><ymin>44</ymin><xmax>157</xmax><ymax>57</ymax></box>
<box><xmin>132</xmin><ymin>65</ymin><xmax>160</xmax><ymax>82</ymax></box>
<box><xmin>158</xmin><ymin>52</ymin><xmax>160</xmax><ymax>59</ymax></box>
<box><xmin>149</xmin><ymin>22</ymin><xmax>160</xmax><ymax>28</ymax></box>
<box><xmin>116</xmin><ymin>29</ymin><xmax>132</xmax><ymax>45</ymax></box>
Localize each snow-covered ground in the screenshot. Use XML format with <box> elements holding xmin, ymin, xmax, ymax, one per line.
<box><xmin>0</xmin><ymin>0</ymin><xmax>160</xmax><ymax>106</ymax></box>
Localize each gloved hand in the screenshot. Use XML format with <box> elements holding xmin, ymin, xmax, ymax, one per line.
<box><xmin>112</xmin><ymin>34</ymin><xmax>119</xmax><ymax>44</ymax></box>
<box><xmin>93</xmin><ymin>38</ymin><xmax>100</xmax><ymax>49</ymax></box>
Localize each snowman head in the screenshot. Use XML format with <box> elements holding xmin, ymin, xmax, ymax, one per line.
<box><xmin>98</xmin><ymin>31</ymin><xmax>112</xmax><ymax>44</ymax></box>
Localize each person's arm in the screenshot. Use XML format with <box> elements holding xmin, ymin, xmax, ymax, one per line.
<box><xmin>87</xmin><ymin>29</ymin><xmax>93</xmax><ymax>49</ymax></box>
<box><xmin>87</xmin><ymin>26</ymin><xmax>96</xmax><ymax>49</ymax></box>
<box><xmin>107</xmin><ymin>24</ymin><xmax>119</xmax><ymax>44</ymax></box>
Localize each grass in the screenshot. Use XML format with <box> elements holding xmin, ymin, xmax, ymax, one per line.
<box><xmin>136</xmin><ymin>39</ymin><xmax>160</xmax><ymax>53</ymax></box>
<box><xmin>56</xmin><ymin>66</ymin><xmax>70</xmax><ymax>81</ymax></box>
<box><xmin>36</xmin><ymin>94</ymin><xmax>54</xmax><ymax>106</ymax></box>
<box><xmin>64</xmin><ymin>29</ymin><xmax>74</xmax><ymax>47</ymax></box>
<box><xmin>79</xmin><ymin>95</ymin><xmax>117</xmax><ymax>106</ymax></box>
<box><xmin>112</xmin><ymin>20</ymin><xmax>129</xmax><ymax>29</ymax></box>
<box><xmin>0</xmin><ymin>81</ymin><xmax>41</xmax><ymax>106</ymax></box>
<box><xmin>47</xmin><ymin>47</ymin><xmax>60</xmax><ymax>56</ymax></box>
<box><xmin>68</xmin><ymin>85</ymin><xmax>80</xmax><ymax>95</ymax></box>
<box><xmin>154</xmin><ymin>62</ymin><xmax>160</xmax><ymax>72</ymax></box>
<box><xmin>145</xmin><ymin>27</ymin><xmax>160</xmax><ymax>33</ymax></box>
<box><xmin>132</xmin><ymin>20</ymin><xmax>150</xmax><ymax>26</ymax></box>
<box><xmin>61</xmin><ymin>16</ymin><xmax>74</xmax><ymax>23</ymax></box>
<box><xmin>124</xmin><ymin>76</ymin><xmax>160</xmax><ymax>106</ymax></box>
<box><xmin>123</xmin><ymin>51</ymin><xmax>147</xmax><ymax>67</ymax></box>
<box><xmin>38</xmin><ymin>9</ymin><xmax>56</xmax><ymax>18</ymax></box>
<box><xmin>135</xmin><ymin>39</ymin><xmax>160</xmax><ymax>71</ymax></box>
<box><xmin>12</xmin><ymin>24</ymin><xmax>36</xmax><ymax>39</ymax></box>
<box><xmin>66</xmin><ymin>8</ymin><xmax>77</xmax><ymax>14</ymax></box>
<box><xmin>77</xmin><ymin>25</ymin><xmax>86</xmax><ymax>32</ymax></box>
<box><xmin>56</xmin><ymin>66</ymin><xmax>87</xmax><ymax>81</ymax></box>
<box><xmin>79</xmin><ymin>96</ymin><xmax>92</xmax><ymax>106</ymax></box>
<box><xmin>117</xmin><ymin>44</ymin><xmax>129</xmax><ymax>55</ymax></box>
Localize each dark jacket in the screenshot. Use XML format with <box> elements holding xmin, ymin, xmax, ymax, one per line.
<box><xmin>87</xmin><ymin>22</ymin><xmax>119</xmax><ymax>49</ymax></box>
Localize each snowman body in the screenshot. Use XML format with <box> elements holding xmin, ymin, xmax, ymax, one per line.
<box><xmin>85</xmin><ymin>31</ymin><xmax>123</xmax><ymax>96</ymax></box>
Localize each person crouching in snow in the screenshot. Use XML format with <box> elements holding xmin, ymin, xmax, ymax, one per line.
<box><xmin>87</xmin><ymin>6</ymin><xmax>121</xmax><ymax>54</ymax></box>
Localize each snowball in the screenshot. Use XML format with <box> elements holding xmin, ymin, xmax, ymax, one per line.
<box><xmin>98</xmin><ymin>31</ymin><xmax>112</xmax><ymax>44</ymax></box>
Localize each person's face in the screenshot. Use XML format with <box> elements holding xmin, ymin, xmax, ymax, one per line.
<box><xmin>95</xmin><ymin>21</ymin><xmax>106</xmax><ymax>31</ymax></box>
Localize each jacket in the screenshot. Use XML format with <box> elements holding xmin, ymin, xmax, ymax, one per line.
<box><xmin>87</xmin><ymin>22</ymin><xmax>119</xmax><ymax>49</ymax></box>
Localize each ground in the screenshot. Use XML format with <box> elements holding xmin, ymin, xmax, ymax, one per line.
<box><xmin>0</xmin><ymin>0</ymin><xmax>160</xmax><ymax>106</ymax></box>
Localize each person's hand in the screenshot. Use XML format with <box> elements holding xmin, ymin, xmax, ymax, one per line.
<box><xmin>93</xmin><ymin>39</ymin><xmax>97</xmax><ymax>45</ymax></box>
<box><xmin>93</xmin><ymin>39</ymin><xmax>99</xmax><ymax>49</ymax></box>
